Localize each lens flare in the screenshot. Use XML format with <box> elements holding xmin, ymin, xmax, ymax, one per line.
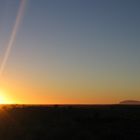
<box><xmin>0</xmin><ymin>0</ymin><xmax>26</xmax><ymax>78</ymax></box>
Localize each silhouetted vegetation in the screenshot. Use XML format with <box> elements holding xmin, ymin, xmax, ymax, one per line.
<box><xmin>0</xmin><ymin>105</ymin><xmax>140</xmax><ymax>140</ymax></box>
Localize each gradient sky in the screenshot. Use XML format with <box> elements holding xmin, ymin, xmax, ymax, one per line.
<box><xmin>0</xmin><ymin>0</ymin><xmax>140</xmax><ymax>104</ymax></box>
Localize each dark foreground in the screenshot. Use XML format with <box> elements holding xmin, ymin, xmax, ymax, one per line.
<box><xmin>0</xmin><ymin>105</ymin><xmax>140</xmax><ymax>140</ymax></box>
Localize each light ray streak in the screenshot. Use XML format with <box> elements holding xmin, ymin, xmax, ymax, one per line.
<box><xmin>0</xmin><ymin>0</ymin><xmax>26</xmax><ymax>77</ymax></box>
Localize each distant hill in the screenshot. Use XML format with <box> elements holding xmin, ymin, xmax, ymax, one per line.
<box><xmin>120</xmin><ymin>100</ymin><xmax>140</xmax><ymax>105</ymax></box>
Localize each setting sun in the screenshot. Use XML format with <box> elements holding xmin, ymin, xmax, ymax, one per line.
<box><xmin>0</xmin><ymin>90</ymin><xmax>13</xmax><ymax>104</ymax></box>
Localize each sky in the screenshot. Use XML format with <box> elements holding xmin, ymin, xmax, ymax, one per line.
<box><xmin>0</xmin><ymin>0</ymin><xmax>139</xmax><ymax>104</ymax></box>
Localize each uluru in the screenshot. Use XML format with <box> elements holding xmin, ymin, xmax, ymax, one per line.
<box><xmin>120</xmin><ymin>100</ymin><xmax>140</xmax><ymax>105</ymax></box>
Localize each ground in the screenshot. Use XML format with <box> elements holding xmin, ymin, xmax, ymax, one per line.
<box><xmin>0</xmin><ymin>105</ymin><xmax>140</xmax><ymax>140</ymax></box>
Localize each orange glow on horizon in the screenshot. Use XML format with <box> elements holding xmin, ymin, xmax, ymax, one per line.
<box><xmin>0</xmin><ymin>76</ymin><xmax>124</xmax><ymax>105</ymax></box>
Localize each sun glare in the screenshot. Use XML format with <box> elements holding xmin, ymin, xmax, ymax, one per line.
<box><xmin>0</xmin><ymin>90</ymin><xmax>13</xmax><ymax>104</ymax></box>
